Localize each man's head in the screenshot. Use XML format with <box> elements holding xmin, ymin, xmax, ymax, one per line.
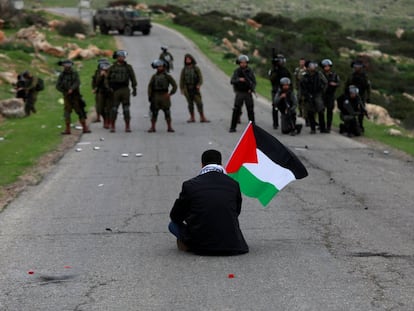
<box><xmin>113</xmin><ymin>50</ymin><xmax>127</xmax><ymax>63</ymax></box>
<box><xmin>236</xmin><ymin>54</ymin><xmax>249</xmax><ymax>68</ymax></box>
<box><xmin>58</xmin><ymin>59</ymin><xmax>74</xmax><ymax>71</ymax></box>
<box><xmin>201</xmin><ymin>149</ymin><xmax>222</xmax><ymax>166</ymax></box>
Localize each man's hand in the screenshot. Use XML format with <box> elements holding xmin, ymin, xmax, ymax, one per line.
<box><xmin>132</xmin><ymin>88</ymin><xmax>137</xmax><ymax>97</ymax></box>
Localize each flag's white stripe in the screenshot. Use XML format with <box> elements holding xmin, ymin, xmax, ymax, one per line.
<box><xmin>243</xmin><ymin>149</ymin><xmax>296</xmax><ymax>190</ymax></box>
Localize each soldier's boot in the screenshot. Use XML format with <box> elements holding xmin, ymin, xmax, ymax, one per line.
<box><xmin>80</xmin><ymin>120</ymin><xmax>91</xmax><ymax>133</ymax></box>
<box><xmin>125</xmin><ymin>119</ymin><xmax>131</xmax><ymax>133</ymax></box>
<box><xmin>167</xmin><ymin>120</ymin><xmax>175</xmax><ymax>133</ymax></box>
<box><xmin>199</xmin><ymin>112</ymin><xmax>210</xmax><ymax>123</ymax></box>
<box><xmin>147</xmin><ymin>120</ymin><xmax>156</xmax><ymax>133</ymax></box>
<box><xmin>110</xmin><ymin>120</ymin><xmax>116</xmax><ymax>133</ymax></box>
<box><xmin>61</xmin><ymin>121</ymin><xmax>71</xmax><ymax>135</ymax></box>
<box><xmin>187</xmin><ymin>112</ymin><xmax>195</xmax><ymax>123</ymax></box>
<box><xmin>103</xmin><ymin>118</ymin><xmax>109</xmax><ymax>129</ymax></box>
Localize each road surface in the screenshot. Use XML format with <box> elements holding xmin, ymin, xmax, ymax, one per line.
<box><xmin>0</xmin><ymin>22</ymin><xmax>414</xmax><ymax>311</ymax></box>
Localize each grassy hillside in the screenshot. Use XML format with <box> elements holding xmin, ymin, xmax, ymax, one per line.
<box><xmin>24</xmin><ymin>0</ymin><xmax>414</xmax><ymax>31</ymax></box>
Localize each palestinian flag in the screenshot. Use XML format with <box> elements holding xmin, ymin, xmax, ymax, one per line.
<box><xmin>226</xmin><ymin>122</ymin><xmax>308</xmax><ymax>206</ymax></box>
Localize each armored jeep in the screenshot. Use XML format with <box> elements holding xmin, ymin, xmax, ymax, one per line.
<box><xmin>93</xmin><ymin>7</ymin><xmax>151</xmax><ymax>36</ymax></box>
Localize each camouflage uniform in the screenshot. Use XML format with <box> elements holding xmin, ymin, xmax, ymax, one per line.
<box><xmin>147</xmin><ymin>68</ymin><xmax>177</xmax><ymax>132</ymax></box>
<box><xmin>93</xmin><ymin>66</ymin><xmax>112</xmax><ymax>129</ymax></box>
<box><xmin>179</xmin><ymin>54</ymin><xmax>209</xmax><ymax>123</ymax></box>
<box><xmin>229</xmin><ymin>60</ymin><xmax>256</xmax><ymax>132</ymax></box>
<box><xmin>293</xmin><ymin>61</ymin><xmax>307</xmax><ymax>119</ymax></box>
<box><xmin>107</xmin><ymin>61</ymin><xmax>137</xmax><ymax>132</ymax></box>
<box><xmin>337</xmin><ymin>90</ymin><xmax>364</xmax><ymax>137</ymax></box>
<box><xmin>345</xmin><ymin>62</ymin><xmax>371</xmax><ymax>132</ymax></box>
<box><xmin>159</xmin><ymin>48</ymin><xmax>174</xmax><ymax>72</ymax></box>
<box><xmin>268</xmin><ymin>61</ymin><xmax>291</xmax><ymax>129</ymax></box>
<box><xmin>322</xmin><ymin>69</ymin><xmax>340</xmax><ymax>132</ymax></box>
<box><xmin>300</xmin><ymin>63</ymin><xmax>328</xmax><ymax>133</ymax></box>
<box><xmin>56</xmin><ymin>61</ymin><xmax>90</xmax><ymax>134</ymax></box>
<box><xmin>22</xmin><ymin>73</ymin><xmax>39</xmax><ymax>116</ymax></box>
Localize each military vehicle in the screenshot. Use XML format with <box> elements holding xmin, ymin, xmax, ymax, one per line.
<box><xmin>93</xmin><ymin>7</ymin><xmax>151</xmax><ymax>36</ymax></box>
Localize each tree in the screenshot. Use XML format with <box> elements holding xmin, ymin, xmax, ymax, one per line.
<box><xmin>0</xmin><ymin>0</ymin><xmax>15</xmax><ymax>18</ymax></box>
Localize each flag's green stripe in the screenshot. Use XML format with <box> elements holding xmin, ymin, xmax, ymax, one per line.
<box><xmin>229</xmin><ymin>166</ymin><xmax>279</xmax><ymax>206</ymax></box>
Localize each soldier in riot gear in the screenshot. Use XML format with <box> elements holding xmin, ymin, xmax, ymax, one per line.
<box><xmin>107</xmin><ymin>50</ymin><xmax>137</xmax><ymax>132</ymax></box>
<box><xmin>56</xmin><ymin>60</ymin><xmax>91</xmax><ymax>135</ymax></box>
<box><xmin>345</xmin><ymin>60</ymin><xmax>371</xmax><ymax>133</ymax></box>
<box><xmin>147</xmin><ymin>59</ymin><xmax>177</xmax><ymax>133</ymax></box>
<box><xmin>93</xmin><ymin>60</ymin><xmax>112</xmax><ymax>129</ymax></box>
<box><xmin>229</xmin><ymin>54</ymin><xmax>256</xmax><ymax>133</ymax></box>
<box><xmin>321</xmin><ymin>59</ymin><xmax>340</xmax><ymax>133</ymax></box>
<box><xmin>159</xmin><ymin>46</ymin><xmax>174</xmax><ymax>73</ymax></box>
<box><xmin>91</xmin><ymin>58</ymin><xmax>110</xmax><ymax>126</ymax></box>
<box><xmin>268</xmin><ymin>53</ymin><xmax>292</xmax><ymax>129</ymax></box>
<box><xmin>20</xmin><ymin>71</ymin><xmax>40</xmax><ymax>116</ymax></box>
<box><xmin>293</xmin><ymin>57</ymin><xmax>307</xmax><ymax>123</ymax></box>
<box><xmin>300</xmin><ymin>61</ymin><xmax>328</xmax><ymax>134</ymax></box>
<box><xmin>273</xmin><ymin>77</ymin><xmax>302</xmax><ymax>136</ymax></box>
<box><xmin>337</xmin><ymin>85</ymin><xmax>365</xmax><ymax>137</ymax></box>
<box><xmin>179</xmin><ymin>54</ymin><xmax>209</xmax><ymax>123</ymax></box>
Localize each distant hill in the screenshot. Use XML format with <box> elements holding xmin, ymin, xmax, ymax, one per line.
<box><xmin>24</xmin><ymin>0</ymin><xmax>414</xmax><ymax>31</ymax></box>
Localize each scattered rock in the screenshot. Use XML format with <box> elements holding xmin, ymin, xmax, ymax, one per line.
<box><xmin>387</xmin><ymin>128</ymin><xmax>402</xmax><ymax>136</ymax></box>
<box><xmin>75</xmin><ymin>33</ymin><xmax>86</xmax><ymax>40</ymax></box>
<box><xmin>246</xmin><ymin>18</ymin><xmax>262</xmax><ymax>30</ymax></box>
<box><xmin>0</xmin><ymin>30</ymin><xmax>5</xmax><ymax>43</ymax></box>
<box><xmin>366</xmin><ymin>103</ymin><xmax>396</xmax><ymax>126</ymax></box>
<box><xmin>0</xmin><ymin>98</ymin><xmax>25</xmax><ymax>118</ymax></box>
<box><xmin>222</xmin><ymin>38</ymin><xmax>239</xmax><ymax>55</ymax></box>
<box><xmin>0</xmin><ymin>71</ymin><xmax>17</xmax><ymax>84</ymax></box>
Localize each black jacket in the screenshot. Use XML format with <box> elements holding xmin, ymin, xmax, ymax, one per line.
<box><xmin>170</xmin><ymin>171</ymin><xmax>249</xmax><ymax>255</ymax></box>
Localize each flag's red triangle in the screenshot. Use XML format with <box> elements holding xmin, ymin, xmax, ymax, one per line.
<box><xmin>226</xmin><ymin>123</ymin><xmax>258</xmax><ymax>173</ymax></box>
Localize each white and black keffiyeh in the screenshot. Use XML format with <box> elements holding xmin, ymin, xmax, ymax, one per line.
<box><xmin>199</xmin><ymin>164</ymin><xmax>227</xmax><ymax>175</ymax></box>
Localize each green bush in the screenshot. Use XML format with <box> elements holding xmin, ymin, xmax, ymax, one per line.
<box><xmin>56</xmin><ymin>18</ymin><xmax>89</xmax><ymax>36</ymax></box>
<box><xmin>108</xmin><ymin>0</ymin><xmax>137</xmax><ymax>7</ymax></box>
<box><xmin>252</xmin><ymin>12</ymin><xmax>295</xmax><ymax>30</ymax></box>
<box><xmin>0</xmin><ymin>42</ymin><xmax>35</xmax><ymax>54</ymax></box>
<box><xmin>403</xmin><ymin>112</ymin><xmax>414</xmax><ymax>129</ymax></box>
<box><xmin>294</xmin><ymin>17</ymin><xmax>342</xmax><ymax>35</ymax></box>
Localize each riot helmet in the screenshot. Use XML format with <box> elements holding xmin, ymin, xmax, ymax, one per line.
<box><xmin>351</xmin><ymin>60</ymin><xmax>364</xmax><ymax>68</ymax></box>
<box><xmin>99</xmin><ymin>62</ymin><xmax>111</xmax><ymax>70</ymax></box>
<box><xmin>58</xmin><ymin>59</ymin><xmax>74</xmax><ymax>67</ymax></box>
<box><xmin>305</xmin><ymin>61</ymin><xmax>318</xmax><ymax>70</ymax></box>
<box><xmin>280</xmin><ymin>77</ymin><xmax>291</xmax><ymax>85</ymax></box>
<box><xmin>348</xmin><ymin>85</ymin><xmax>359</xmax><ymax>95</ymax></box>
<box><xmin>112</xmin><ymin>50</ymin><xmax>128</xmax><ymax>59</ymax></box>
<box><xmin>321</xmin><ymin>59</ymin><xmax>333</xmax><ymax>67</ymax></box>
<box><xmin>272</xmin><ymin>53</ymin><xmax>286</xmax><ymax>65</ymax></box>
<box><xmin>236</xmin><ymin>54</ymin><xmax>249</xmax><ymax>64</ymax></box>
<box><xmin>151</xmin><ymin>59</ymin><xmax>165</xmax><ymax>69</ymax></box>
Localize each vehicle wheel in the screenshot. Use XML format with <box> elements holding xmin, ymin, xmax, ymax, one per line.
<box><xmin>124</xmin><ymin>25</ymin><xmax>133</xmax><ymax>36</ymax></box>
<box><xmin>100</xmin><ymin>24</ymin><xmax>109</xmax><ymax>35</ymax></box>
<box><xmin>142</xmin><ymin>28</ymin><xmax>150</xmax><ymax>35</ymax></box>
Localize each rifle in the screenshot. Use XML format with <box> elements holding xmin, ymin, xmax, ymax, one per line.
<box><xmin>240</xmin><ymin>68</ymin><xmax>257</xmax><ymax>98</ymax></box>
<box><xmin>360</xmin><ymin>102</ymin><xmax>370</xmax><ymax>119</ymax></box>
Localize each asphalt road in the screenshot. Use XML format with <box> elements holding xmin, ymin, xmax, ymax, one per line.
<box><xmin>0</xmin><ymin>21</ymin><xmax>414</xmax><ymax>311</ymax></box>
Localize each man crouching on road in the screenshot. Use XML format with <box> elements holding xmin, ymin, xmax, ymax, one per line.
<box><xmin>169</xmin><ymin>149</ymin><xmax>249</xmax><ymax>255</ymax></box>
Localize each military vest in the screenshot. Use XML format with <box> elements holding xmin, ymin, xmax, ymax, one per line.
<box><xmin>183</xmin><ymin>67</ymin><xmax>199</xmax><ymax>85</ymax></box>
<box><xmin>57</xmin><ymin>70</ymin><xmax>79</xmax><ymax>92</ymax></box>
<box><xmin>152</xmin><ymin>73</ymin><xmax>170</xmax><ymax>91</ymax></box>
<box><xmin>109</xmin><ymin>63</ymin><xmax>130</xmax><ymax>84</ymax></box>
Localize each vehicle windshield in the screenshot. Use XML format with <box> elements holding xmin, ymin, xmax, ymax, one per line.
<box><xmin>125</xmin><ymin>11</ymin><xmax>140</xmax><ymax>18</ymax></box>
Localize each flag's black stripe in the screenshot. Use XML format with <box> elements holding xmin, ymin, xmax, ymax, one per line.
<box><xmin>253</xmin><ymin>124</ymin><xmax>308</xmax><ymax>179</ymax></box>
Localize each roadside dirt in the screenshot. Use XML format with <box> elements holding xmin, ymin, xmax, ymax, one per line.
<box><xmin>0</xmin><ymin>123</ymin><xmax>85</xmax><ymax>212</ymax></box>
<box><xmin>0</xmin><ymin>71</ymin><xmax>78</xmax><ymax>211</ymax></box>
